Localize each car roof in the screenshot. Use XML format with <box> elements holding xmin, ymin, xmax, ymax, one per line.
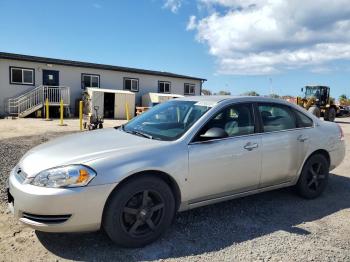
<box><xmin>176</xmin><ymin>95</ymin><xmax>293</xmax><ymax>105</ymax></box>
<box><xmin>176</xmin><ymin>95</ymin><xmax>321</xmax><ymax>125</ymax></box>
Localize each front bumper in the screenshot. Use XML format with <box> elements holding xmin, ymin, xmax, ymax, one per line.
<box><xmin>8</xmin><ymin>169</ymin><xmax>117</xmax><ymax>233</ymax></box>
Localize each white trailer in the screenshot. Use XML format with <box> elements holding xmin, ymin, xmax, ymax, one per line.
<box><xmin>85</xmin><ymin>88</ymin><xmax>135</xmax><ymax>119</ymax></box>
<box><xmin>142</xmin><ymin>92</ymin><xmax>184</xmax><ymax>107</ymax></box>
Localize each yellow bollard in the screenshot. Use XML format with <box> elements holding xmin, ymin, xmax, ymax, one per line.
<box><xmin>45</xmin><ymin>98</ymin><xmax>50</xmax><ymax>121</ymax></box>
<box><xmin>125</xmin><ymin>103</ymin><xmax>130</xmax><ymax>121</ymax></box>
<box><xmin>79</xmin><ymin>101</ymin><xmax>83</xmax><ymax>131</ymax></box>
<box><xmin>58</xmin><ymin>99</ymin><xmax>67</xmax><ymax>126</ymax></box>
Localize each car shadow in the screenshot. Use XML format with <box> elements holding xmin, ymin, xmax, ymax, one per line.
<box><xmin>336</xmin><ymin>120</ymin><xmax>350</xmax><ymax>124</ymax></box>
<box><xmin>36</xmin><ymin>173</ymin><xmax>350</xmax><ymax>261</ymax></box>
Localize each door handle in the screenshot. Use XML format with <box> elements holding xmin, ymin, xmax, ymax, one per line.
<box><xmin>244</xmin><ymin>142</ymin><xmax>258</xmax><ymax>151</ymax></box>
<box><xmin>297</xmin><ymin>135</ymin><xmax>308</xmax><ymax>142</ymax></box>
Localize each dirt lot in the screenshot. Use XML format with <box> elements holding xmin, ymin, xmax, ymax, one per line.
<box><xmin>0</xmin><ymin>118</ymin><xmax>349</xmax><ymax>262</ymax></box>
<box><xmin>0</xmin><ymin>118</ymin><xmax>126</xmax><ymax>139</ymax></box>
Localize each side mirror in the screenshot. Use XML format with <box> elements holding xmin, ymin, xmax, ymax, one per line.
<box><xmin>200</xmin><ymin>127</ymin><xmax>228</xmax><ymax>140</ymax></box>
<box><xmin>301</xmin><ymin>88</ymin><xmax>304</xmax><ymax>92</ymax></box>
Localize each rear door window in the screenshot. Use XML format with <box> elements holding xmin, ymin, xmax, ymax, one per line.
<box><xmin>258</xmin><ymin>103</ymin><xmax>296</xmax><ymax>132</ymax></box>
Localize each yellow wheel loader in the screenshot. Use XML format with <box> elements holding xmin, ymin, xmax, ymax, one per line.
<box><xmin>296</xmin><ymin>85</ymin><xmax>338</xmax><ymax>122</ymax></box>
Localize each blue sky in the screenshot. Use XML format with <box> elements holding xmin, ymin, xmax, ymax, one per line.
<box><xmin>0</xmin><ymin>0</ymin><xmax>349</xmax><ymax>99</ymax></box>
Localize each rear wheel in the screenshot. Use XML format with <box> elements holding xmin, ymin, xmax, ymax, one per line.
<box><xmin>296</xmin><ymin>154</ymin><xmax>329</xmax><ymax>199</ymax></box>
<box><xmin>324</xmin><ymin>107</ymin><xmax>336</xmax><ymax>122</ymax></box>
<box><xmin>308</xmin><ymin>106</ymin><xmax>321</xmax><ymax>118</ymax></box>
<box><xmin>103</xmin><ymin>176</ymin><xmax>175</xmax><ymax>248</ymax></box>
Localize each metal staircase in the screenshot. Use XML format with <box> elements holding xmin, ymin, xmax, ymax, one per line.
<box><xmin>8</xmin><ymin>85</ymin><xmax>70</xmax><ymax>117</ymax></box>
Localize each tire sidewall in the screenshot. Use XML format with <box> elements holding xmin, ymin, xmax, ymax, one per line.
<box><xmin>297</xmin><ymin>154</ymin><xmax>329</xmax><ymax>199</ymax></box>
<box><xmin>328</xmin><ymin>107</ymin><xmax>336</xmax><ymax>122</ymax></box>
<box><xmin>103</xmin><ymin>176</ymin><xmax>175</xmax><ymax>248</ymax></box>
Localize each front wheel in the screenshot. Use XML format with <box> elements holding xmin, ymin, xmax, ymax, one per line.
<box><xmin>103</xmin><ymin>176</ymin><xmax>175</xmax><ymax>248</ymax></box>
<box><xmin>296</xmin><ymin>154</ymin><xmax>329</xmax><ymax>199</ymax></box>
<box><xmin>324</xmin><ymin>107</ymin><xmax>336</xmax><ymax>122</ymax></box>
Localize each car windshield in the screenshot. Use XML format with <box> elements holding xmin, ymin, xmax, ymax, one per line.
<box><xmin>122</xmin><ymin>100</ymin><xmax>213</xmax><ymax>141</ymax></box>
<box><xmin>305</xmin><ymin>87</ymin><xmax>321</xmax><ymax>98</ymax></box>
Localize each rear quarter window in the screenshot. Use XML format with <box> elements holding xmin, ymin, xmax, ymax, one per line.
<box><xmin>293</xmin><ymin>109</ymin><xmax>314</xmax><ymax>128</ymax></box>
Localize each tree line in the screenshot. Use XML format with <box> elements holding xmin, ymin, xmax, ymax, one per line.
<box><xmin>202</xmin><ymin>89</ymin><xmax>349</xmax><ymax>105</ymax></box>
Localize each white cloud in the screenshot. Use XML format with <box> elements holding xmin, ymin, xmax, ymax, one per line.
<box><xmin>163</xmin><ymin>0</ymin><xmax>182</xmax><ymax>13</ymax></box>
<box><xmin>186</xmin><ymin>15</ymin><xmax>197</xmax><ymax>30</ymax></box>
<box><xmin>199</xmin><ymin>0</ymin><xmax>268</xmax><ymax>9</ymax></box>
<box><xmin>188</xmin><ymin>0</ymin><xmax>350</xmax><ymax>74</ymax></box>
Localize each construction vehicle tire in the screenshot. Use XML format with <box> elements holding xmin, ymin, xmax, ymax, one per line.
<box><xmin>324</xmin><ymin>107</ymin><xmax>336</xmax><ymax>122</ymax></box>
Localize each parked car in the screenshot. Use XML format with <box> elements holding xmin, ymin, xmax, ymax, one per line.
<box><xmin>7</xmin><ymin>96</ymin><xmax>345</xmax><ymax>247</ymax></box>
<box><xmin>337</xmin><ymin>105</ymin><xmax>350</xmax><ymax>117</ymax></box>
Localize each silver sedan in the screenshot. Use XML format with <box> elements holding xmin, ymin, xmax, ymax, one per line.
<box><xmin>8</xmin><ymin>96</ymin><xmax>345</xmax><ymax>247</ymax></box>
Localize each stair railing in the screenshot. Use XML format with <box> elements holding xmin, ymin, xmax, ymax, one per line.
<box><xmin>8</xmin><ymin>85</ymin><xmax>70</xmax><ymax>116</ymax></box>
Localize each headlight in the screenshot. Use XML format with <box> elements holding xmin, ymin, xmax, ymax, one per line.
<box><xmin>30</xmin><ymin>165</ymin><xmax>96</xmax><ymax>188</ymax></box>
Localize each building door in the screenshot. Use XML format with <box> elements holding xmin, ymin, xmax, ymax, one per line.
<box><xmin>103</xmin><ymin>92</ymin><xmax>115</xmax><ymax>119</ymax></box>
<box><xmin>43</xmin><ymin>70</ymin><xmax>59</xmax><ymax>86</ymax></box>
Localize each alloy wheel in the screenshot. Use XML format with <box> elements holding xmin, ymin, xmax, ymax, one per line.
<box><xmin>306</xmin><ymin>162</ymin><xmax>327</xmax><ymax>191</ymax></box>
<box><xmin>120</xmin><ymin>190</ymin><xmax>165</xmax><ymax>237</ymax></box>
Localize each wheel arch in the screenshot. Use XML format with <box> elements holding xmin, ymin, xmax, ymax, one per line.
<box><xmin>298</xmin><ymin>149</ymin><xmax>330</xmax><ymax>179</ymax></box>
<box><xmin>103</xmin><ymin>170</ymin><xmax>182</xmax><ymax>216</ymax></box>
<box><xmin>308</xmin><ymin>149</ymin><xmax>330</xmax><ymax>165</ymax></box>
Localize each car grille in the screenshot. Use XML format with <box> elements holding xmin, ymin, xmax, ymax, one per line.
<box><xmin>14</xmin><ymin>166</ymin><xmax>28</xmax><ymax>183</ymax></box>
<box><xmin>22</xmin><ymin>213</ymin><xmax>71</xmax><ymax>224</ymax></box>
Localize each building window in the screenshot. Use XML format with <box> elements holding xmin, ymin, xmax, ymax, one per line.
<box><xmin>81</xmin><ymin>74</ymin><xmax>100</xmax><ymax>89</ymax></box>
<box><xmin>124</xmin><ymin>78</ymin><xmax>139</xmax><ymax>92</ymax></box>
<box><xmin>159</xmin><ymin>81</ymin><xmax>171</xmax><ymax>93</ymax></box>
<box><xmin>184</xmin><ymin>83</ymin><xmax>195</xmax><ymax>95</ymax></box>
<box><xmin>10</xmin><ymin>67</ymin><xmax>35</xmax><ymax>85</ymax></box>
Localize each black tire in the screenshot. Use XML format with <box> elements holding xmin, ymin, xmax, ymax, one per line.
<box><xmin>296</xmin><ymin>154</ymin><xmax>329</xmax><ymax>199</ymax></box>
<box><xmin>103</xmin><ymin>176</ymin><xmax>175</xmax><ymax>248</ymax></box>
<box><xmin>99</xmin><ymin>123</ymin><xmax>103</xmax><ymax>129</ymax></box>
<box><xmin>308</xmin><ymin>106</ymin><xmax>321</xmax><ymax>118</ymax></box>
<box><xmin>324</xmin><ymin>107</ymin><xmax>336</xmax><ymax>122</ymax></box>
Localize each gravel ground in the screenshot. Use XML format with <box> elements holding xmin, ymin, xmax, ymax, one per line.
<box><xmin>0</xmin><ymin>119</ymin><xmax>350</xmax><ymax>261</ymax></box>
<box><xmin>1</xmin><ymin>118</ymin><xmax>126</xmax><ymax>139</ymax></box>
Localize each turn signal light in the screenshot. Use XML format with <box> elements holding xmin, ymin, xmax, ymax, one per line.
<box><xmin>77</xmin><ymin>169</ymin><xmax>90</xmax><ymax>183</ymax></box>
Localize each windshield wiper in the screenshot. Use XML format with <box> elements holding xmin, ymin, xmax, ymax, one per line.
<box><xmin>132</xmin><ymin>130</ymin><xmax>153</xmax><ymax>139</ymax></box>
<box><xmin>122</xmin><ymin>128</ymin><xmax>153</xmax><ymax>139</ymax></box>
<box><xmin>119</xmin><ymin>124</ymin><xmax>154</xmax><ymax>139</ymax></box>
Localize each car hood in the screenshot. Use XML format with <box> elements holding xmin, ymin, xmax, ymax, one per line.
<box><xmin>19</xmin><ymin>128</ymin><xmax>162</xmax><ymax>177</ymax></box>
